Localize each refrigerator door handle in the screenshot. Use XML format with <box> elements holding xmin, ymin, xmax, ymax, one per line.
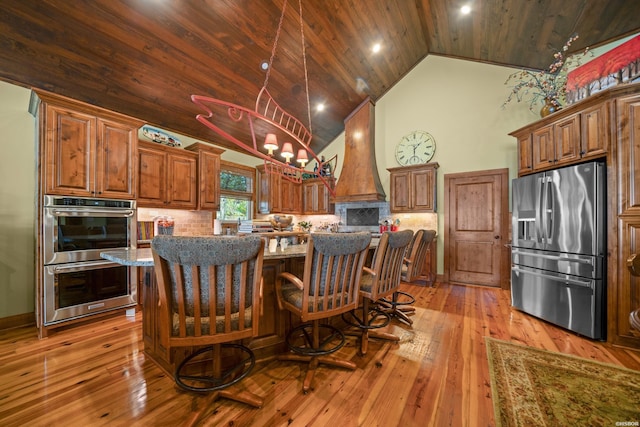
<box><xmin>511</xmin><ymin>249</ymin><xmax>594</xmax><ymax>266</ymax></box>
<box><xmin>545</xmin><ymin>176</ymin><xmax>554</xmax><ymax>243</ymax></box>
<box><xmin>511</xmin><ymin>266</ymin><xmax>594</xmax><ymax>289</ymax></box>
<box><xmin>536</xmin><ymin>176</ymin><xmax>545</xmax><ymax>243</ymax></box>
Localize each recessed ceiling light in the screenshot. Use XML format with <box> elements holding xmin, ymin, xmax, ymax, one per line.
<box><xmin>372</xmin><ymin>43</ymin><xmax>382</xmax><ymax>54</ymax></box>
<box><xmin>316</xmin><ymin>103</ymin><xmax>325</xmax><ymax>112</ymax></box>
<box><xmin>461</xmin><ymin>5</ymin><xmax>471</xmax><ymax>14</ymax></box>
<box><xmin>260</xmin><ymin>60</ymin><xmax>269</xmax><ymax>71</ymax></box>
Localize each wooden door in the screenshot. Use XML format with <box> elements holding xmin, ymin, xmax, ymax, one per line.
<box><xmin>444</xmin><ymin>168</ymin><xmax>509</xmax><ymax>288</ymax></box>
<box><xmin>96</xmin><ymin>118</ymin><xmax>137</xmax><ymax>199</ymax></box>
<box><xmin>581</xmin><ymin>103</ymin><xmax>609</xmax><ymax>159</ymax></box>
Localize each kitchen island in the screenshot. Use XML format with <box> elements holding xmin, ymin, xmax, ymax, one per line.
<box><xmin>101</xmin><ymin>244</ymin><xmax>310</xmax><ymax>375</ymax></box>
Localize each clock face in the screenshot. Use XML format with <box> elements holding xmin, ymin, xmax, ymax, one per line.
<box><xmin>395</xmin><ymin>131</ymin><xmax>436</xmax><ymax>166</ymax></box>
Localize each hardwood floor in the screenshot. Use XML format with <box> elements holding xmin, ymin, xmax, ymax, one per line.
<box><xmin>1</xmin><ymin>282</ymin><xmax>639</xmax><ymax>426</ymax></box>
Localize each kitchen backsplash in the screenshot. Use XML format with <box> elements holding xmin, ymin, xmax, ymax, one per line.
<box><xmin>137</xmin><ymin>208</ymin><xmax>214</xmax><ymax>237</ymax></box>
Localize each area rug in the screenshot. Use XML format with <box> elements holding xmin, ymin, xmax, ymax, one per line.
<box><xmin>485</xmin><ymin>337</ymin><xmax>640</xmax><ymax>426</ymax></box>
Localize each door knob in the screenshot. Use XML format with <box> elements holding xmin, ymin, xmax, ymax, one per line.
<box><xmin>494</xmin><ymin>235</ymin><xmax>500</xmax><ymax>239</ymax></box>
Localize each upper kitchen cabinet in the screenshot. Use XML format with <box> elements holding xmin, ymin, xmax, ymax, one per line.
<box><xmin>138</xmin><ymin>140</ymin><xmax>197</xmax><ymax>209</ymax></box>
<box><xmin>184</xmin><ymin>142</ymin><xmax>225</xmax><ymax>211</ymax></box>
<box><xmin>512</xmin><ymin>99</ymin><xmax>609</xmax><ymax>175</ymax></box>
<box><xmin>388</xmin><ymin>163</ymin><xmax>438</xmax><ymax>213</ymax></box>
<box><xmin>303</xmin><ymin>177</ymin><xmax>335</xmax><ymax>214</ymax></box>
<box><xmin>256</xmin><ymin>164</ymin><xmax>303</xmax><ymax>214</ymax></box>
<box><xmin>30</xmin><ymin>90</ymin><xmax>142</xmax><ymax>199</ymax></box>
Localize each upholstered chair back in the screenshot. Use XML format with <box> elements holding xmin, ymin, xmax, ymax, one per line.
<box><xmin>151</xmin><ymin>235</ymin><xmax>264</xmax><ymax>347</ymax></box>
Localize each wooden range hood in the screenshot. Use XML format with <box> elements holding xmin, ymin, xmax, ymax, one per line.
<box><xmin>333</xmin><ymin>98</ymin><xmax>386</xmax><ymax>202</ymax></box>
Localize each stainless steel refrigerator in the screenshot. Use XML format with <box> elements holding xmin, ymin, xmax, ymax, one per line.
<box><xmin>511</xmin><ymin>161</ymin><xmax>606</xmax><ymax>340</ymax></box>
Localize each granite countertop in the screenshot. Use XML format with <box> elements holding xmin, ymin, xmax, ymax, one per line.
<box><xmin>101</xmin><ymin>236</ymin><xmax>379</xmax><ymax>267</ymax></box>
<box><xmin>100</xmin><ymin>244</ymin><xmax>309</xmax><ymax>267</ymax></box>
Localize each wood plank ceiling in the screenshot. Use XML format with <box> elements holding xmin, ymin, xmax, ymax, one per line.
<box><xmin>1</xmin><ymin>0</ymin><xmax>638</xmax><ymax>156</ymax></box>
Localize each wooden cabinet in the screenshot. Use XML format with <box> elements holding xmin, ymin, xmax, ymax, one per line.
<box><xmin>517</xmin><ymin>133</ymin><xmax>533</xmax><ymax>175</ymax></box>
<box><xmin>184</xmin><ymin>142</ymin><xmax>225</xmax><ymax>211</ymax></box>
<box><xmin>281</xmin><ymin>179</ymin><xmax>302</xmax><ymax>213</ymax></box>
<box><xmin>33</xmin><ymin>91</ymin><xmax>141</xmax><ymax>199</ymax></box>
<box><xmin>256</xmin><ymin>164</ymin><xmax>302</xmax><ymax>214</ymax></box>
<box><xmin>510</xmin><ymin>83</ymin><xmax>640</xmax><ymax>349</ymax></box>
<box><xmin>514</xmin><ymin>104</ymin><xmax>608</xmax><ymax>175</ymax></box>
<box><xmin>303</xmin><ymin>177</ymin><xmax>335</xmax><ymax>214</ymax></box>
<box><xmin>138</xmin><ymin>140</ymin><xmax>197</xmax><ymax>209</ymax></box>
<box><xmin>388</xmin><ymin>163</ymin><xmax>438</xmax><ymax>213</ymax></box>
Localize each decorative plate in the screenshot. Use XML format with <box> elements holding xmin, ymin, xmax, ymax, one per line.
<box><xmin>142</xmin><ymin>126</ymin><xmax>181</xmax><ymax>147</ymax></box>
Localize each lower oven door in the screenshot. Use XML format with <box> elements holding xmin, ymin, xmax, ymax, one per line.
<box><xmin>43</xmin><ymin>260</ymin><xmax>137</xmax><ymax>326</ymax></box>
<box><xmin>511</xmin><ymin>264</ymin><xmax>605</xmax><ymax>340</ymax></box>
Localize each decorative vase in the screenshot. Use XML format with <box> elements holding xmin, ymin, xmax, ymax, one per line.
<box><xmin>540</xmin><ymin>98</ymin><xmax>561</xmax><ymax>117</ymax></box>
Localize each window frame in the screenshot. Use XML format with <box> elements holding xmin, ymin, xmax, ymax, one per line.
<box><xmin>218</xmin><ymin>161</ymin><xmax>256</xmax><ymax>223</ymax></box>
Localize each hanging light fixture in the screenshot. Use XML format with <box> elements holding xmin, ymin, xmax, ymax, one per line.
<box><xmin>280</xmin><ymin>142</ymin><xmax>294</xmax><ymax>163</ymax></box>
<box><xmin>191</xmin><ymin>0</ymin><xmax>336</xmax><ymax>195</ymax></box>
<box><xmin>296</xmin><ymin>149</ymin><xmax>308</xmax><ymax>167</ymax></box>
<box><xmin>264</xmin><ymin>133</ymin><xmax>279</xmax><ymax>156</ymax></box>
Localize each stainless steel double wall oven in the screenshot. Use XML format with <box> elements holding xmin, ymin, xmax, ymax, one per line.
<box><xmin>42</xmin><ymin>196</ymin><xmax>137</xmax><ymax>326</ymax></box>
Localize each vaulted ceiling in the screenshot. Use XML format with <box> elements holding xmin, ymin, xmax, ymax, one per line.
<box><xmin>1</xmin><ymin>0</ymin><xmax>638</xmax><ymax>156</ymax></box>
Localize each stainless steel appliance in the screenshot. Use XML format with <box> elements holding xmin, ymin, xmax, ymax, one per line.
<box><xmin>42</xmin><ymin>196</ymin><xmax>137</xmax><ymax>325</ymax></box>
<box><xmin>511</xmin><ymin>161</ymin><xmax>606</xmax><ymax>340</ymax></box>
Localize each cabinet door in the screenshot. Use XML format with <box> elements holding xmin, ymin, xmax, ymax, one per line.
<box><xmin>303</xmin><ymin>181</ymin><xmax>316</xmax><ymax>213</ymax></box>
<box><xmin>44</xmin><ymin>105</ymin><xmax>96</xmax><ymax>196</ymax></box>
<box><xmin>390</xmin><ymin>171</ymin><xmax>410</xmax><ymax>211</ymax></box>
<box><xmin>138</xmin><ymin>146</ymin><xmax>166</xmax><ymax>207</ymax></box>
<box><xmin>96</xmin><ymin>118</ymin><xmax>137</xmax><ymax>199</ymax></box>
<box><xmin>616</xmin><ymin>218</ymin><xmax>640</xmax><ymax>346</ymax></box>
<box><xmin>198</xmin><ymin>150</ymin><xmax>221</xmax><ymax>210</ymax></box>
<box><xmin>532</xmin><ymin>125</ymin><xmax>554</xmax><ymax>170</ymax></box>
<box><xmin>412</xmin><ymin>168</ymin><xmax>435</xmax><ymax>211</ymax></box>
<box><xmin>316</xmin><ymin>181</ymin><xmax>332</xmax><ymax>213</ymax></box>
<box><xmin>554</xmin><ymin>114</ymin><xmax>581</xmax><ymax>166</ymax></box>
<box><xmin>618</xmin><ymin>94</ymin><xmax>640</xmax><ymax>215</ymax></box>
<box><xmin>581</xmin><ymin>103</ymin><xmax>609</xmax><ymax>159</ymax></box>
<box><xmin>517</xmin><ymin>134</ymin><xmax>533</xmax><ymax>175</ymax></box>
<box><xmin>280</xmin><ymin>179</ymin><xmax>301</xmax><ymax>213</ymax></box>
<box><xmin>167</xmin><ymin>152</ymin><xmax>197</xmax><ymax>209</ymax></box>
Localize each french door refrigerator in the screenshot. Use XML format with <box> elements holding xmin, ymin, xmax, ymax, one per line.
<box><xmin>511</xmin><ymin>161</ymin><xmax>606</xmax><ymax>340</ymax></box>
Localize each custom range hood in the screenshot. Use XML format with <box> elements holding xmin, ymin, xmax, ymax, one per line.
<box><xmin>333</xmin><ymin>98</ymin><xmax>386</xmax><ymax>202</ymax></box>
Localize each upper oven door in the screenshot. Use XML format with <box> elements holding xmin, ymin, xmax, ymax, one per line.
<box><xmin>43</xmin><ymin>197</ymin><xmax>136</xmax><ymax>265</ymax></box>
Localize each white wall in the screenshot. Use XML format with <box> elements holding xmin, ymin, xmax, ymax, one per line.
<box><xmin>0</xmin><ymin>82</ymin><xmax>36</xmax><ymax>317</ymax></box>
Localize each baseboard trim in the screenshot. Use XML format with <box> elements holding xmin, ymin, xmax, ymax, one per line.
<box><xmin>0</xmin><ymin>312</ymin><xmax>36</xmax><ymax>331</ymax></box>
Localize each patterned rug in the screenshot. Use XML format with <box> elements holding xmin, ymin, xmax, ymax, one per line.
<box><xmin>485</xmin><ymin>337</ymin><xmax>640</xmax><ymax>426</ymax></box>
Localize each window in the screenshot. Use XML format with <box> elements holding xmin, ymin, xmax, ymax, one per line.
<box><xmin>218</xmin><ymin>162</ymin><xmax>254</xmax><ymax>222</ymax></box>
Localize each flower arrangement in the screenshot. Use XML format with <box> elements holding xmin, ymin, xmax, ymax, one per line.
<box><xmin>297</xmin><ymin>221</ymin><xmax>312</xmax><ymax>232</ymax></box>
<box><xmin>502</xmin><ymin>34</ymin><xmax>592</xmax><ymax>113</ymax></box>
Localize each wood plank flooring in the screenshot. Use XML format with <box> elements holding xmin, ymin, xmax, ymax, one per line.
<box><xmin>1</xmin><ymin>282</ymin><xmax>639</xmax><ymax>426</ymax></box>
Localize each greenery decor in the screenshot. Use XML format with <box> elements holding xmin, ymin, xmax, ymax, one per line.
<box><xmin>502</xmin><ymin>34</ymin><xmax>592</xmax><ymax>112</ymax></box>
<box><xmin>297</xmin><ymin>221</ymin><xmax>312</xmax><ymax>232</ymax></box>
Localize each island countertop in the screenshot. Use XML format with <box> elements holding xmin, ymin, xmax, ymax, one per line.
<box><xmin>101</xmin><ymin>243</ymin><xmax>310</xmax><ymax>266</ymax></box>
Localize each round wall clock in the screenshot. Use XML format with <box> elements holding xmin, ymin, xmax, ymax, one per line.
<box><xmin>395</xmin><ymin>130</ymin><xmax>436</xmax><ymax>166</ymax></box>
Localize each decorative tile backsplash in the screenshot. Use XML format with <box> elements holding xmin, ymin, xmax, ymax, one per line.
<box><xmin>137</xmin><ymin>208</ymin><xmax>214</xmax><ymax>237</ymax></box>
